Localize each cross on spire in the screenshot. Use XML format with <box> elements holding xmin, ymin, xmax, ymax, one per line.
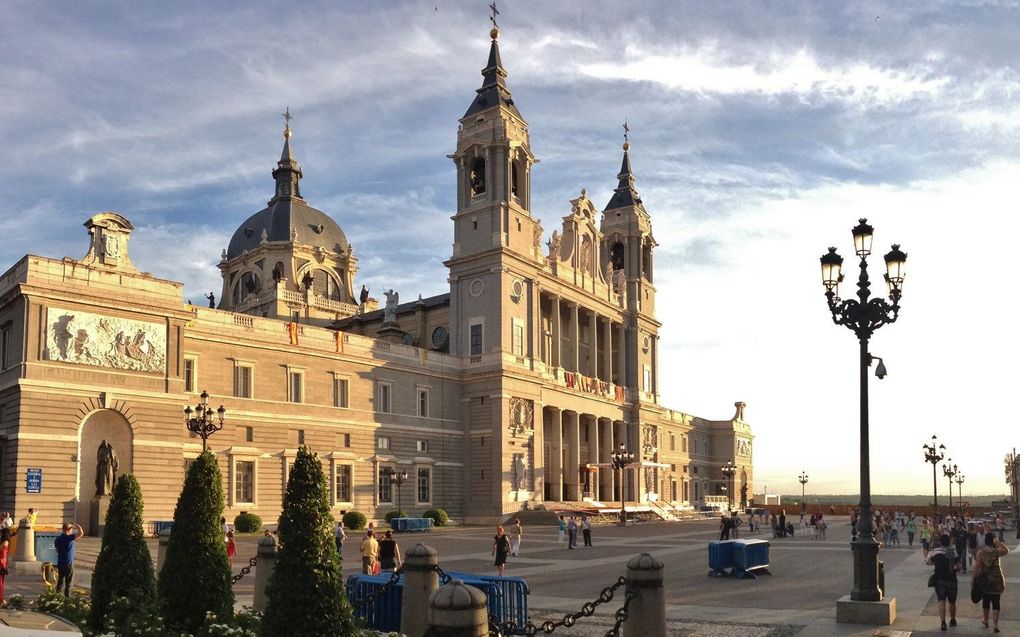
<box><xmin>489</xmin><ymin>1</ymin><xmax>500</xmax><ymax>29</ymax></box>
<box><xmin>623</xmin><ymin>119</ymin><xmax>630</xmax><ymax>144</ymax></box>
<box><xmin>282</xmin><ymin>107</ymin><xmax>293</xmax><ymax>137</ymax></box>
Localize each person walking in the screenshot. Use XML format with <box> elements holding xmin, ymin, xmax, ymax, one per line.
<box><xmin>335</xmin><ymin>520</ymin><xmax>347</xmax><ymax>556</ymax></box>
<box><xmin>927</xmin><ymin>534</ymin><xmax>960</xmax><ymax>631</ymax></box>
<box><xmin>360</xmin><ymin>528</ymin><xmax>379</xmax><ymax>574</ymax></box>
<box><xmin>920</xmin><ymin>519</ymin><xmax>934</xmax><ymax>559</ymax></box>
<box><xmin>510</xmin><ymin>518</ymin><xmax>523</xmax><ymax>556</ymax></box>
<box><xmin>953</xmin><ymin>522</ymin><xmax>969</xmax><ymax>574</ymax></box>
<box><xmin>378</xmin><ymin>530</ymin><xmax>401</xmax><ymax>573</ymax></box>
<box><xmin>566</xmin><ymin>516</ymin><xmax>578</xmax><ymax>549</ymax></box>
<box><xmin>557</xmin><ymin>516</ymin><xmax>566</xmax><ymax>547</ymax></box>
<box><xmin>994</xmin><ymin>515</ymin><xmax>1005</xmax><ymax>543</ymax></box>
<box><xmin>581</xmin><ymin>516</ymin><xmax>592</xmax><ymax>547</ymax></box>
<box><xmin>972</xmin><ymin>532</ymin><xmax>1009</xmax><ymax>632</ymax></box>
<box><xmin>906</xmin><ymin>513</ymin><xmax>917</xmax><ymax>547</ymax></box>
<box><xmin>0</xmin><ymin>529</ymin><xmax>9</xmax><ymax>604</ymax></box>
<box><xmin>778</xmin><ymin>510</ymin><xmax>787</xmax><ymax>538</ymax></box>
<box><xmin>492</xmin><ymin>526</ymin><xmax>511</xmax><ymax>576</ymax></box>
<box><xmin>731</xmin><ymin>511</ymin><xmax>741</xmax><ymax>539</ymax></box>
<box><xmin>226</xmin><ymin>531</ymin><xmax>236</xmax><ymax>570</ymax></box>
<box><xmin>54</xmin><ymin>522</ymin><xmax>83</xmax><ymax>597</ymax></box>
<box><xmin>720</xmin><ymin>513</ymin><xmax>731</xmax><ymax>540</ymax></box>
<box><xmin>817</xmin><ymin>513</ymin><xmax>827</xmax><ymax>540</ymax></box>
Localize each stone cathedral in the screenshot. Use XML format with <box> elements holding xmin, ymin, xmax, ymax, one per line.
<box><xmin>0</xmin><ymin>25</ymin><xmax>752</xmax><ymax>530</ymax></box>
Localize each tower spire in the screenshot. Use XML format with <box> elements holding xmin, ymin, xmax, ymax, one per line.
<box><xmin>463</xmin><ymin>5</ymin><xmax>521</xmax><ymax>119</ymax></box>
<box><xmin>605</xmin><ymin>123</ymin><xmax>640</xmax><ymax>211</ymax></box>
<box><xmin>270</xmin><ymin>107</ymin><xmax>303</xmax><ymax>204</ymax></box>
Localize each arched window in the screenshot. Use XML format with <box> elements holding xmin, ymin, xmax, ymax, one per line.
<box><xmin>233</xmin><ymin>270</ymin><xmax>261</xmax><ymax>304</ymax></box>
<box><xmin>510</xmin><ymin>159</ymin><xmax>520</xmax><ymax>198</ymax></box>
<box><xmin>311</xmin><ymin>270</ymin><xmax>342</xmax><ymax>301</ymax></box>
<box><xmin>470</xmin><ymin>157</ymin><xmax>486</xmax><ymax>196</ymax></box>
<box><xmin>642</xmin><ymin>241</ymin><xmax>653</xmax><ymax>282</ymax></box>
<box><xmin>610</xmin><ymin>242</ymin><xmax>625</xmax><ymax>271</ymax></box>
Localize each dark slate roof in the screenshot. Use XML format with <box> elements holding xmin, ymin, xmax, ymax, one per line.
<box><xmin>227</xmin><ymin>199</ymin><xmax>349</xmax><ymax>259</ymax></box>
<box><xmin>335</xmin><ymin>293</ymin><xmax>451</xmax><ymax>328</ymax></box>
<box><xmin>604</xmin><ymin>147</ymin><xmax>642</xmax><ymax>211</ymax></box>
<box><xmin>463</xmin><ymin>35</ymin><xmax>523</xmax><ymax>119</ymax></box>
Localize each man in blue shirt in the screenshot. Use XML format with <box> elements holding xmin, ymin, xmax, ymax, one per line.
<box><xmin>53</xmin><ymin>522</ymin><xmax>83</xmax><ymax>596</ymax></box>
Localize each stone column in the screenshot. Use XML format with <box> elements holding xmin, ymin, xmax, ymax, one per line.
<box><xmin>156</xmin><ymin>527</ymin><xmax>172</xmax><ymax>576</ymax></box>
<box><xmin>253</xmin><ymin>533</ymin><xmax>279</xmax><ymax>612</ymax></box>
<box><xmin>616</xmin><ymin>323</ymin><xmax>627</xmax><ymax>388</ymax></box>
<box><xmin>401</xmin><ymin>543</ymin><xmax>439</xmax><ymax>637</ymax></box>
<box><xmin>570</xmin><ymin>303</ymin><xmax>580</xmax><ymax>373</ymax></box>
<box><xmin>552</xmin><ymin>296</ymin><xmax>561</xmax><ymax>369</ymax></box>
<box><xmin>603</xmin><ymin>318</ymin><xmax>613</xmax><ymax>382</ymax></box>
<box><xmin>588</xmin><ymin>311</ymin><xmax>598</xmax><ymax>377</ymax></box>
<box><xmin>624</xmin><ymin>553</ymin><xmax>666</xmax><ymax>637</ymax></box>
<box><xmin>565</xmin><ymin>411</ymin><xmax>580</xmax><ymax>501</ymax></box>
<box><xmin>599</xmin><ymin>417</ymin><xmax>613</xmax><ymax>501</ymax></box>
<box><xmin>13</xmin><ymin>518</ymin><xmax>36</xmax><ymax>575</ymax></box>
<box><xmin>428</xmin><ymin>579</ymin><xmax>488</xmax><ymax>637</ymax></box>
<box><xmin>589</xmin><ymin>416</ymin><xmax>599</xmax><ymax>500</ymax></box>
<box><xmin>549</xmin><ymin>407</ymin><xmax>563</xmax><ymax>501</ymax></box>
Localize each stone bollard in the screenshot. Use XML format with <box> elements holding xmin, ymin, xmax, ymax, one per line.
<box><xmin>13</xmin><ymin>518</ymin><xmax>37</xmax><ymax>576</ymax></box>
<box><xmin>623</xmin><ymin>553</ymin><xmax>665</xmax><ymax>637</ymax></box>
<box><xmin>253</xmin><ymin>533</ymin><xmax>279</xmax><ymax>612</ymax></box>
<box><xmin>401</xmin><ymin>543</ymin><xmax>439</xmax><ymax>637</ymax></box>
<box><xmin>155</xmin><ymin>528</ymin><xmax>172</xmax><ymax>576</ymax></box>
<box><xmin>428</xmin><ymin>579</ymin><xmax>488</xmax><ymax>637</ymax></box>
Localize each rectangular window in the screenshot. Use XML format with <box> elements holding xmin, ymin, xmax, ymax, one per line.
<box><xmin>417</xmin><ymin>467</ymin><xmax>431</xmax><ymax>504</ymax></box>
<box><xmin>233</xmin><ymin>364</ymin><xmax>253</xmax><ymax>399</ymax></box>
<box><xmin>378</xmin><ymin>466</ymin><xmax>393</xmax><ymax>503</ymax></box>
<box><xmin>417</xmin><ymin>388</ymin><xmax>430</xmax><ymax>418</ymax></box>
<box><xmin>344</xmin><ymin>433</ymin><xmax>352</xmax><ymax>448</ymax></box>
<box><xmin>682</xmin><ymin>436</ymin><xmax>688</xmax><ymax>453</ymax></box>
<box><xmin>377</xmin><ymin>436</ymin><xmax>390</xmax><ymax>450</ymax></box>
<box><xmin>183</xmin><ymin>358</ymin><xmax>196</xmax><ymax>393</ymax></box>
<box><xmin>289</xmin><ymin>370</ymin><xmax>304</xmax><ymax>403</ymax></box>
<box><xmin>0</xmin><ymin>328</ymin><xmax>8</xmax><ymax>369</ymax></box>
<box><xmin>643</xmin><ymin>365</ymin><xmax>652</xmax><ymax>393</ymax></box>
<box><xmin>297</xmin><ymin>429</ymin><xmax>305</xmax><ymax>445</ymax></box>
<box><xmin>235</xmin><ymin>460</ymin><xmax>255</xmax><ymax>504</ymax></box>
<box><xmin>416</xmin><ymin>439</ymin><xmax>429</xmax><ymax>453</ymax></box>
<box><xmin>377</xmin><ymin>382</ymin><xmax>392</xmax><ymax>413</ymax></box>
<box><xmin>333</xmin><ymin>377</ymin><xmax>350</xmax><ymax>408</ymax></box>
<box><xmin>470</xmin><ymin>323</ymin><xmax>483</xmax><ymax>356</ymax></box>
<box><xmin>512</xmin><ymin>321</ymin><xmax>524</xmax><ymax>357</ymax></box>
<box><xmin>670</xmin><ymin>433</ymin><xmax>676</xmax><ymax>451</ymax></box>
<box><xmin>335</xmin><ymin>464</ymin><xmax>352</xmax><ymax>503</ymax></box>
<box><xmin>238</xmin><ymin>426</ymin><xmax>253</xmax><ymax>444</ymax></box>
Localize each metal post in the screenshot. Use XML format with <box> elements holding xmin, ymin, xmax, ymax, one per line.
<box><xmin>851</xmin><ymin>334</ymin><xmax>881</xmax><ymax>601</ymax></box>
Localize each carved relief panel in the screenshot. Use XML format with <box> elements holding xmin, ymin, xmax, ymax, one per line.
<box><xmin>45</xmin><ymin>308</ymin><xmax>167</xmax><ymax>373</ymax></box>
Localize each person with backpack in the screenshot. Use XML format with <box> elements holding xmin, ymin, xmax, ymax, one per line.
<box><xmin>972</xmin><ymin>532</ymin><xmax>1009</xmax><ymax>633</ymax></box>
<box><xmin>927</xmin><ymin>534</ymin><xmax>960</xmax><ymax>631</ymax></box>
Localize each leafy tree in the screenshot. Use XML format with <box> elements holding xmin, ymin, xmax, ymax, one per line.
<box><xmin>262</xmin><ymin>446</ymin><xmax>356</xmax><ymax>636</ymax></box>
<box><xmin>158</xmin><ymin>451</ymin><xmax>234</xmax><ymax>633</ymax></box>
<box><xmin>89</xmin><ymin>474</ymin><xmax>157</xmax><ymax>633</ymax></box>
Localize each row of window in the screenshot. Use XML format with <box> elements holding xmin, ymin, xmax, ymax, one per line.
<box><xmin>222</xmin><ymin>458</ymin><xmax>432</xmax><ymax>507</ymax></box>
<box><xmin>183</xmin><ymin>358</ymin><xmax>433</xmax><ymax>416</ymax></box>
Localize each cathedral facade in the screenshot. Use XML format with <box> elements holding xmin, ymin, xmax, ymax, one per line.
<box><xmin>0</xmin><ymin>26</ymin><xmax>752</xmax><ymax>530</ymax></box>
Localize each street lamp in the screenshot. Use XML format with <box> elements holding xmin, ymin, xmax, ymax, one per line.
<box><xmin>819</xmin><ymin>218</ymin><xmax>907</xmax><ymax>603</ymax></box>
<box><xmin>923</xmin><ymin>435</ymin><xmax>946</xmax><ymax>511</ymax></box>
<box><xmin>942</xmin><ymin>461</ymin><xmax>957</xmax><ymax>511</ymax></box>
<box><xmin>183</xmin><ymin>390</ymin><xmax>226</xmax><ymax>451</ymax></box>
<box><xmin>954</xmin><ymin>472</ymin><xmax>965</xmax><ymax>518</ymax></box>
<box><xmin>1006</xmin><ymin>449</ymin><xmax>1020</xmax><ymax>539</ymax></box>
<box><xmin>720</xmin><ymin>461</ymin><xmax>737</xmax><ymax>511</ymax></box>
<box><xmin>799</xmin><ymin>472</ymin><xmax>809</xmax><ymax>514</ymax></box>
<box><xmin>386</xmin><ymin>468</ymin><xmax>409</xmax><ymax>513</ymax></box>
<box><xmin>610</xmin><ymin>443</ymin><xmax>637</xmax><ymax>525</ymax></box>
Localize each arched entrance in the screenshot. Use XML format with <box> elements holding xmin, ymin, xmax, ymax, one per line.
<box><xmin>78</xmin><ymin>409</ymin><xmax>133</xmax><ymax>534</ymax></box>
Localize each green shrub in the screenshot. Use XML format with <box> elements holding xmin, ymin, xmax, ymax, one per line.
<box><xmin>158</xmin><ymin>451</ymin><xmax>234</xmax><ymax>634</ymax></box>
<box><xmin>342</xmin><ymin>510</ymin><xmax>367</xmax><ymax>530</ymax></box>
<box><xmin>423</xmin><ymin>508</ymin><xmax>449</xmax><ymax>527</ymax></box>
<box><xmin>263</xmin><ymin>447</ymin><xmax>357</xmax><ymax>637</ymax></box>
<box><xmin>234</xmin><ymin>511</ymin><xmax>263</xmax><ymax>533</ymax></box>
<box><xmin>89</xmin><ymin>474</ymin><xmax>157</xmax><ymax>633</ymax></box>
<box><xmin>33</xmin><ymin>588</ymin><xmax>91</xmax><ymax>631</ymax></box>
<box><xmin>384</xmin><ymin>510</ymin><xmax>408</xmax><ymax>522</ymax></box>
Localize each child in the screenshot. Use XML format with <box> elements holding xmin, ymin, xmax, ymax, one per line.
<box><xmin>226</xmin><ymin>530</ymin><xmax>236</xmax><ymax>569</ymax></box>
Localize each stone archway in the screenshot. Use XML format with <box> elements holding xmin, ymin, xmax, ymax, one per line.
<box><xmin>78</xmin><ymin>409</ymin><xmax>133</xmax><ymax>534</ymax></box>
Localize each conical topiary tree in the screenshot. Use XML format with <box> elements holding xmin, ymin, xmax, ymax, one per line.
<box><xmin>88</xmin><ymin>473</ymin><xmax>156</xmax><ymax>633</ymax></box>
<box><xmin>158</xmin><ymin>450</ymin><xmax>234</xmax><ymax>633</ymax></box>
<box><xmin>262</xmin><ymin>446</ymin><xmax>356</xmax><ymax>636</ymax></box>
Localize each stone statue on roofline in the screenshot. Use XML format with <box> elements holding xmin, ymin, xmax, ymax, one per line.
<box><xmin>383</xmin><ymin>289</ymin><xmax>399</xmax><ymax>324</ymax></box>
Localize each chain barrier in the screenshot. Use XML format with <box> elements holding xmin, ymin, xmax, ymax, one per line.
<box><xmin>489</xmin><ymin>575</ymin><xmax>627</xmax><ymax>636</ymax></box>
<box><xmin>231</xmin><ymin>555</ymin><xmax>258</xmax><ymax>584</ymax></box>
<box><xmin>431</xmin><ymin>563</ymin><xmax>453</xmax><ymax>585</ymax></box>
<box><xmin>350</xmin><ymin>565</ymin><xmax>405</xmax><ymax>610</ymax></box>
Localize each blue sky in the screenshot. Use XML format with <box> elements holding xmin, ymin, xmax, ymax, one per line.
<box><xmin>3</xmin><ymin>1</ymin><xmax>1019</xmax><ymax>497</ymax></box>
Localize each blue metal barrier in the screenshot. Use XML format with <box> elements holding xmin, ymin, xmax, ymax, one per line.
<box><xmin>35</xmin><ymin>532</ymin><xmax>60</xmax><ymax>564</ymax></box>
<box><xmin>390</xmin><ymin>517</ymin><xmax>433</xmax><ymax>533</ymax></box>
<box><xmin>148</xmin><ymin>520</ymin><xmax>174</xmax><ymax>537</ymax></box>
<box><xmin>446</xmin><ymin>571</ymin><xmax>529</xmax><ymax>629</ymax></box>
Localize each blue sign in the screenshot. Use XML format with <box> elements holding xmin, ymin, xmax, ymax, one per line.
<box><xmin>26</xmin><ymin>468</ymin><xmax>42</xmax><ymax>494</ymax></box>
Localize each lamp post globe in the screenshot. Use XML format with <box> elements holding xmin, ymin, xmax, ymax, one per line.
<box><xmin>610</xmin><ymin>443</ymin><xmax>637</xmax><ymax>525</ymax></box>
<box><xmin>386</xmin><ymin>468</ymin><xmax>409</xmax><ymax>514</ymax></box>
<box><xmin>954</xmin><ymin>472</ymin><xmax>965</xmax><ymax>518</ymax></box>
<box><xmin>942</xmin><ymin>461</ymin><xmax>957</xmax><ymax>510</ymax></box>
<box><xmin>819</xmin><ymin>218</ymin><xmax>906</xmax><ymax>603</ymax></box>
<box><xmin>798</xmin><ymin>472</ymin><xmax>809</xmax><ymax>514</ymax></box>
<box><xmin>720</xmin><ymin>461</ymin><xmax>737</xmax><ymax>512</ymax></box>
<box><xmin>923</xmin><ymin>435</ymin><xmax>946</xmax><ymax>511</ymax></box>
<box><xmin>183</xmin><ymin>389</ymin><xmax>226</xmax><ymax>451</ymax></box>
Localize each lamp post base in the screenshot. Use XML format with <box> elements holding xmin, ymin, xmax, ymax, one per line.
<box><xmin>836</xmin><ymin>595</ymin><xmax>896</xmax><ymax>625</ymax></box>
<box><xmin>850</xmin><ymin>535</ymin><xmax>883</xmax><ymax>601</ymax></box>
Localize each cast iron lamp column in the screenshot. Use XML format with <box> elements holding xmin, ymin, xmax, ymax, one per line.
<box><xmin>720</xmin><ymin>461</ymin><xmax>737</xmax><ymax>511</ymax></box>
<box><xmin>183</xmin><ymin>390</ymin><xmax>226</xmax><ymax>452</ymax></box>
<box><xmin>611</xmin><ymin>443</ymin><xmax>636</xmax><ymax>525</ymax></box>
<box><xmin>386</xmin><ymin>468</ymin><xmax>409</xmax><ymax>513</ymax></box>
<box><xmin>1007</xmin><ymin>448</ymin><xmax>1020</xmax><ymax>539</ymax></box>
<box><xmin>799</xmin><ymin>471</ymin><xmax>809</xmax><ymax>514</ymax></box>
<box><xmin>954</xmin><ymin>473</ymin><xmax>965</xmax><ymax>518</ymax></box>
<box><xmin>819</xmin><ymin>218</ymin><xmax>907</xmax><ymax>603</ymax></box>
<box><xmin>923</xmin><ymin>435</ymin><xmax>946</xmax><ymax>512</ymax></box>
<box><xmin>942</xmin><ymin>461</ymin><xmax>957</xmax><ymax>511</ymax></box>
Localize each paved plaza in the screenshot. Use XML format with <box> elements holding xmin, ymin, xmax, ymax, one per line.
<box><xmin>5</xmin><ymin>516</ymin><xmax>1018</xmax><ymax>635</ymax></box>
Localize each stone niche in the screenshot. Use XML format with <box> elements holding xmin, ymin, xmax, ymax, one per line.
<box><xmin>78</xmin><ymin>409</ymin><xmax>133</xmax><ymax>535</ymax></box>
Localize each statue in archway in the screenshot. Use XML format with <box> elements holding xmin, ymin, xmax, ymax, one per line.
<box><xmin>95</xmin><ymin>439</ymin><xmax>119</xmax><ymax>496</ymax></box>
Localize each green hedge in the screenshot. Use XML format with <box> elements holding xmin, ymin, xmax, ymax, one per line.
<box><xmin>341</xmin><ymin>510</ymin><xmax>367</xmax><ymax>530</ymax></box>
<box><xmin>384</xmin><ymin>510</ymin><xmax>408</xmax><ymax>523</ymax></box>
<box><xmin>233</xmin><ymin>511</ymin><xmax>263</xmax><ymax>533</ymax></box>
<box><xmin>423</xmin><ymin>508</ymin><xmax>449</xmax><ymax>527</ymax></box>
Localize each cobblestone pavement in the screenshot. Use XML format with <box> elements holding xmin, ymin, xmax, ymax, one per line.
<box><xmin>7</xmin><ymin>518</ymin><xmax>1020</xmax><ymax>636</ymax></box>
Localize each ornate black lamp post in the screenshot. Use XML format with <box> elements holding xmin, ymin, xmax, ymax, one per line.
<box><xmin>386</xmin><ymin>467</ymin><xmax>409</xmax><ymax>513</ymax></box>
<box><xmin>819</xmin><ymin>218</ymin><xmax>907</xmax><ymax>603</ymax></box>
<box><xmin>954</xmin><ymin>472</ymin><xmax>965</xmax><ymax>518</ymax></box>
<box><xmin>183</xmin><ymin>390</ymin><xmax>226</xmax><ymax>452</ymax></box>
<box><xmin>799</xmin><ymin>471</ymin><xmax>809</xmax><ymax>514</ymax></box>
<box><xmin>923</xmin><ymin>435</ymin><xmax>946</xmax><ymax>511</ymax></box>
<box><xmin>720</xmin><ymin>461</ymin><xmax>737</xmax><ymax>511</ymax></box>
<box><xmin>611</xmin><ymin>443</ymin><xmax>637</xmax><ymax>525</ymax></box>
<box><xmin>1006</xmin><ymin>448</ymin><xmax>1020</xmax><ymax>538</ymax></box>
<box><xmin>942</xmin><ymin>461</ymin><xmax>957</xmax><ymax>511</ymax></box>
